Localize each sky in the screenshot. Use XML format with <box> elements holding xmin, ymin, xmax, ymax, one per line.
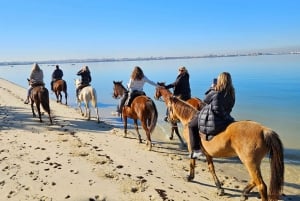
<box><xmin>0</xmin><ymin>0</ymin><xmax>299</xmax><ymax>62</ymax></box>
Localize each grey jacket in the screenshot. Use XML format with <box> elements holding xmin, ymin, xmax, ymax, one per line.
<box><xmin>30</xmin><ymin>70</ymin><xmax>44</xmax><ymax>85</ymax></box>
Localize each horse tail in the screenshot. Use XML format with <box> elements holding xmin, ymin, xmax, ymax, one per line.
<box><xmin>264</xmin><ymin>129</ymin><xmax>284</xmax><ymax>200</ymax></box>
<box><xmin>40</xmin><ymin>87</ymin><xmax>51</xmax><ymax>114</ymax></box>
<box><xmin>63</xmin><ymin>80</ymin><xmax>67</xmax><ymax>92</ymax></box>
<box><xmin>148</xmin><ymin>99</ymin><xmax>158</xmax><ymax>133</ymax></box>
<box><xmin>91</xmin><ymin>88</ymin><xmax>97</xmax><ymax>108</ymax></box>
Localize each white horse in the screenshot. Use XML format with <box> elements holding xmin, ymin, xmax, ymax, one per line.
<box><xmin>75</xmin><ymin>79</ymin><xmax>100</xmax><ymax>123</ymax></box>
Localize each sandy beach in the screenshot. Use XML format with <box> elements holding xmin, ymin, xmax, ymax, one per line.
<box><xmin>0</xmin><ymin>78</ymin><xmax>298</xmax><ymax>201</ymax></box>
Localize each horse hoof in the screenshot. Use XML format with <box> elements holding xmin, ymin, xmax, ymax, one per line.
<box><xmin>185</xmin><ymin>175</ymin><xmax>194</xmax><ymax>182</ymax></box>
<box><xmin>217</xmin><ymin>188</ymin><xmax>225</xmax><ymax>196</ymax></box>
<box><xmin>169</xmin><ymin>136</ymin><xmax>173</xmax><ymax>140</ymax></box>
<box><xmin>240</xmin><ymin>195</ymin><xmax>247</xmax><ymax>201</ymax></box>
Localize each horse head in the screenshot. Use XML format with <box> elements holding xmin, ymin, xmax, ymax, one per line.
<box><xmin>154</xmin><ymin>82</ymin><xmax>167</xmax><ymax>101</ymax></box>
<box><xmin>112</xmin><ymin>81</ymin><xmax>126</xmax><ymax>99</ymax></box>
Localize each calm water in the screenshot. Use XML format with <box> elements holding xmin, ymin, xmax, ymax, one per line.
<box><xmin>1</xmin><ymin>54</ymin><xmax>300</xmax><ymax>161</ymax></box>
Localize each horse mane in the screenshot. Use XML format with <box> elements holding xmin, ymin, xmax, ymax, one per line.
<box><xmin>169</xmin><ymin>96</ymin><xmax>197</xmax><ymax>121</ymax></box>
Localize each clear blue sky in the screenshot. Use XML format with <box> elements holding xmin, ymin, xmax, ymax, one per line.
<box><xmin>1</xmin><ymin>0</ymin><xmax>299</xmax><ymax>61</ymax></box>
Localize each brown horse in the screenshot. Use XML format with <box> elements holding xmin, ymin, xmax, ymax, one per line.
<box><xmin>154</xmin><ymin>82</ymin><xmax>205</xmax><ymax>146</ymax></box>
<box><xmin>167</xmin><ymin>96</ymin><xmax>284</xmax><ymax>201</ymax></box>
<box><xmin>27</xmin><ymin>79</ymin><xmax>52</xmax><ymax>124</ymax></box>
<box><xmin>112</xmin><ymin>81</ymin><xmax>158</xmax><ymax>150</ymax></box>
<box><xmin>53</xmin><ymin>79</ymin><xmax>67</xmax><ymax>105</ymax></box>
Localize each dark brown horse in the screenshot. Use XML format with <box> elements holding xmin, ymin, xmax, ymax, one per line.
<box><xmin>167</xmin><ymin>96</ymin><xmax>284</xmax><ymax>201</ymax></box>
<box><xmin>27</xmin><ymin>79</ymin><xmax>52</xmax><ymax>124</ymax></box>
<box><xmin>53</xmin><ymin>79</ymin><xmax>67</xmax><ymax>105</ymax></box>
<box><xmin>112</xmin><ymin>81</ymin><xmax>158</xmax><ymax>150</ymax></box>
<box><xmin>154</xmin><ymin>82</ymin><xmax>205</xmax><ymax>146</ymax></box>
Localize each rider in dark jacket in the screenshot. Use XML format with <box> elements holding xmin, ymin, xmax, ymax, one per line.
<box><xmin>188</xmin><ymin>72</ymin><xmax>235</xmax><ymax>159</ymax></box>
<box><xmin>51</xmin><ymin>65</ymin><xmax>63</xmax><ymax>91</ymax></box>
<box><xmin>165</xmin><ymin>66</ymin><xmax>191</xmax><ymax>101</ymax></box>
<box><xmin>164</xmin><ymin>66</ymin><xmax>191</xmax><ymax>121</ymax></box>
<box><xmin>76</xmin><ymin>66</ymin><xmax>92</xmax><ymax>98</ymax></box>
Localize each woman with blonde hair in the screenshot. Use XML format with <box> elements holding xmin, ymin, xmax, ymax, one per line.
<box><xmin>24</xmin><ymin>63</ymin><xmax>44</xmax><ymax>104</ymax></box>
<box><xmin>188</xmin><ymin>72</ymin><xmax>235</xmax><ymax>159</ymax></box>
<box><xmin>117</xmin><ymin>66</ymin><xmax>158</xmax><ymax>115</ymax></box>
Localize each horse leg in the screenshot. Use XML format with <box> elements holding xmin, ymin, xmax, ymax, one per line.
<box><xmin>95</xmin><ymin>107</ymin><xmax>100</xmax><ymax>123</ymax></box>
<box><xmin>123</xmin><ymin>116</ymin><xmax>128</xmax><ymax>137</ymax></box>
<box><xmin>78</xmin><ymin>102</ymin><xmax>84</xmax><ymax>116</ymax></box>
<box><xmin>36</xmin><ymin>102</ymin><xmax>42</xmax><ymax>122</ymax></box>
<box><xmin>241</xmin><ymin>181</ymin><xmax>256</xmax><ymax>201</ymax></box>
<box><xmin>134</xmin><ymin>119</ymin><xmax>142</xmax><ymax>144</ymax></box>
<box><xmin>242</xmin><ymin>161</ymin><xmax>267</xmax><ymax>201</ymax></box>
<box><xmin>31</xmin><ymin>101</ymin><xmax>36</xmax><ymax>117</ymax></box>
<box><xmin>55</xmin><ymin>92</ymin><xmax>59</xmax><ymax>103</ymax></box>
<box><xmin>206</xmin><ymin>156</ymin><xmax>224</xmax><ymax>196</ymax></box>
<box><xmin>170</xmin><ymin>122</ymin><xmax>175</xmax><ymax>140</ymax></box>
<box><xmin>140</xmin><ymin>120</ymin><xmax>152</xmax><ymax>151</ymax></box>
<box><xmin>64</xmin><ymin>91</ymin><xmax>68</xmax><ymax>105</ymax></box>
<box><xmin>187</xmin><ymin>158</ymin><xmax>196</xmax><ymax>181</ymax></box>
<box><xmin>85</xmin><ymin>103</ymin><xmax>91</xmax><ymax>120</ymax></box>
<box><xmin>171</xmin><ymin>122</ymin><xmax>186</xmax><ymax>147</ymax></box>
<box><xmin>48</xmin><ymin>112</ymin><xmax>53</xmax><ymax>124</ymax></box>
<box><xmin>59</xmin><ymin>92</ymin><xmax>62</xmax><ymax>103</ymax></box>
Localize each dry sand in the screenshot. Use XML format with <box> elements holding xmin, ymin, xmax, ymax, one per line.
<box><xmin>0</xmin><ymin>78</ymin><xmax>297</xmax><ymax>201</ymax></box>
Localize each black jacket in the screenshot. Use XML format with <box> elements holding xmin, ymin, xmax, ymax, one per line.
<box><xmin>77</xmin><ymin>70</ymin><xmax>91</xmax><ymax>85</ymax></box>
<box><xmin>166</xmin><ymin>72</ymin><xmax>191</xmax><ymax>101</ymax></box>
<box><xmin>52</xmin><ymin>69</ymin><xmax>63</xmax><ymax>80</ymax></box>
<box><xmin>198</xmin><ymin>89</ymin><xmax>235</xmax><ymax>135</ymax></box>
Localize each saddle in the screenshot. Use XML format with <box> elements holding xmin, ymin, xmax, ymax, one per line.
<box><xmin>31</xmin><ymin>82</ymin><xmax>45</xmax><ymax>88</ymax></box>
<box><xmin>125</xmin><ymin>90</ymin><xmax>146</xmax><ymax>107</ymax></box>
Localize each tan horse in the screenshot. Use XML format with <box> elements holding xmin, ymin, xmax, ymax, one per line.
<box><xmin>112</xmin><ymin>81</ymin><xmax>158</xmax><ymax>151</ymax></box>
<box><xmin>27</xmin><ymin>79</ymin><xmax>52</xmax><ymax>124</ymax></box>
<box><xmin>53</xmin><ymin>79</ymin><xmax>68</xmax><ymax>105</ymax></box>
<box><xmin>75</xmin><ymin>79</ymin><xmax>100</xmax><ymax>123</ymax></box>
<box><xmin>154</xmin><ymin>83</ymin><xmax>205</xmax><ymax>146</ymax></box>
<box><xmin>167</xmin><ymin>96</ymin><xmax>284</xmax><ymax>201</ymax></box>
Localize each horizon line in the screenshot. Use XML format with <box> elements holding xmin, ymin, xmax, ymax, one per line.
<box><xmin>1</xmin><ymin>50</ymin><xmax>299</xmax><ymax>66</ymax></box>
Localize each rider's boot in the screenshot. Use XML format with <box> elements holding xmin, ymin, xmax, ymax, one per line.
<box><xmin>24</xmin><ymin>96</ymin><xmax>29</xmax><ymax>104</ymax></box>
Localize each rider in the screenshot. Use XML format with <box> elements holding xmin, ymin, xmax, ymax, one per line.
<box><xmin>51</xmin><ymin>65</ymin><xmax>63</xmax><ymax>91</ymax></box>
<box><xmin>76</xmin><ymin>65</ymin><xmax>91</xmax><ymax>99</ymax></box>
<box><xmin>24</xmin><ymin>63</ymin><xmax>44</xmax><ymax>104</ymax></box>
<box><xmin>188</xmin><ymin>72</ymin><xmax>235</xmax><ymax>159</ymax></box>
<box><xmin>164</xmin><ymin>66</ymin><xmax>191</xmax><ymax>121</ymax></box>
<box><xmin>117</xmin><ymin>66</ymin><xmax>158</xmax><ymax>115</ymax></box>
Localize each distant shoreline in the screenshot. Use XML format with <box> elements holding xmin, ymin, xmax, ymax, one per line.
<box><xmin>1</xmin><ymin>51</ymin><xmax>299</xmax><ymax>66</ymax></box>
